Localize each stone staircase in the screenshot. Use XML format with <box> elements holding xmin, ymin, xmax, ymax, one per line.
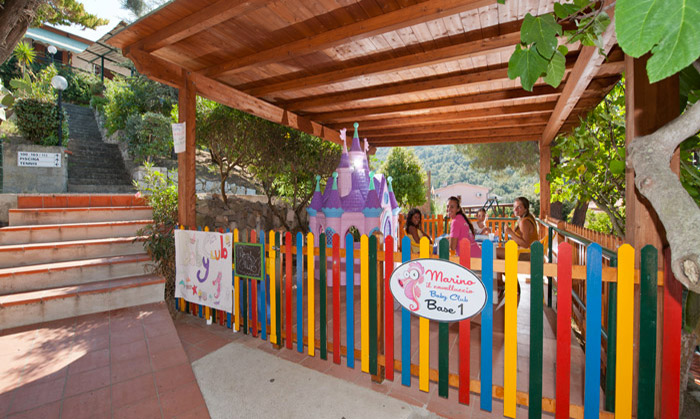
<box><xmin>0</xmin><ymin>194</ymin><xmax>165</xmax><ymax>329</ymax></box>
<box><xmin>64</xmin><ymin>103</ymin><xmax>135</xmax><ymax>193</ymax></box>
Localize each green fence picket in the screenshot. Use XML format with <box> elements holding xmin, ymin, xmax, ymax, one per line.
<box><xmin>529</xmin><ymin>241</ymin><xmax>543</xmax><ymax>418</ymax></box>
<box><xmin>638</xmin><ymin>245</ymin><xmax>658</xmax><ymax>418</ymax></box>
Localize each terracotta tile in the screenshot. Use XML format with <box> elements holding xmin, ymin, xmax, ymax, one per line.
<box><xmin>183</xmin><ymin>344</ymin><xmax>208</xmax><ymax>363</ymax></box>
<box><xmin>8</xmin><ymin>377</ymin><xmax>64</xmax><ymax>414</ymax></box>
<box><xmin>110</xmin><ymin>326</ymin><xmax>146</xmax><ymax>347</ymax></box>
<box><xmin>111</xmin><ymin>196</ymin><xmax>131</xmax><ymax>206</ymax></box>
<box><xmin>196</xmin><ymin>335</ymin><xmax>229</xmax><ymax>355</ymax></box>
<box><xmin>426</xmin><ymin>384</ymin><xmax>470</xmax><ymax>419</ymax></box>
<box><xmin>111</xmin><ymin>356</ymin><xmax>152</xmax><ymax>384</ymax></box>
<box><xmin>6</xmin><ymin>400</ymin><xmax>60</xmax><ymax>419</ymax></box>
<box><xmin>42</xmin><ymin>196</ymin><xmax>68</xmax><ymax>208</ymax></box>
<box><xmin>174</xmin><ymin>324</ymin><xmax>211</xmax><ymax>345</ymax></box>
<box><xmin>298</xmin><ymin>354</ymin><xmax>332</xmax><ymax>374</ymax></box>
<box><xmin>69</xmin><ymin>349</ymin><xmax>110</xmax><ymax>375</ymax></box>
<box><xmin>111</xmin><ymin>374</ymin><xmax>157</xmax><ymax>408</ymax></box>
<box><xmin>144</xmin><ymin>320</ymin><xmax>177</xmax><ymax>339</ymax></box>
<box><xmin>146</xmin><ymin>332</ymin><xmax>181</xmax><ymax>355</ymax></box>
<box><xmin>141</xmin><ymin>308</ymin><xmax>171</xmax><ymax>325</ymax></box>
<box><xmin>113</xmin><ymin>395</ymin><xmax>162</xmax><ymax>419</ymax></box>
<box><xmin>159</xmin><ymin>381</ymin><xmax>206</xmax><ymax>418</ymax></box>
<box><xmin>111</xmin><ymin>339</ymin><xmax>148</xmax><ymax>364</ymax></box>
<box><xmin>16</xmin><ymin>196</ymin><xmax>44</xmax><ymax>209</ymax></box>
<box><xmin>154</xmin><ymin>363</ymin><xmax>196</xmax><ymax>394</ymax></box>
<box><xmin>150</xmin><ymin>347</ymin><xmax>188</xmax><ymax>371</ymax></box>
<box><xmin>76</xmin><ymin>334</ymin><xmax>110</xmax><ymax>352</ymax></box>
<box><xmin>61</xmin><ymin>387</ymin><xmax>110</xmax><ymax>419</ymax></box>
<box><xmin>64</xmin><ymin>366</ymin><xmax>110</xmax><ymax>397</ymax></box>
<box><xmin>67</xmin><ymin>195</ymin><xmax>90</xmax><ymax>208</ymax></box>
<box><xmin>110</xmin><ymin>317</ymin><xmax>142</xmax><ymax>333</ymax></box>
<box><xmin>172</xmin><ymin>402</ymin><xmax>210</xmax><ymax>419</ymax></box>
<box><xmin>88</xmin><ymin>196</ymin><xmax>111</xmax><ymax>207</ymax></box>
<box><xmin>0</xmin><ymin>390</ymin><xmax>14</xmax><ymax>417</ymax></box>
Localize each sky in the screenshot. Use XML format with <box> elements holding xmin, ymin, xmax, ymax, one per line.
<box><xmin>48</xmin><ymin>0</ymin><xmax>135</xmax><ymax>41</ymax></box>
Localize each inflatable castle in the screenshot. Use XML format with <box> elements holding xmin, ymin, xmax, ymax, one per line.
<box><xmin>307</xmin><ymin>123</ymin><xmax>400</xmax><ymax>284</ymax></box>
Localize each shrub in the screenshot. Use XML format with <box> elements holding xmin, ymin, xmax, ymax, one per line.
<box><xmin>90</xmin><ymin>95</ymin><xmax>108</xmax><ymax>116</ymax></box>
<box><xmin>124</xmin><ymin>112</ymin><xmax>173</xmax><ymax>164</ymax></box>
<box><xmin>10</xmin><ymin>65</ymin><xmax>57</xmax><ymax>102</ymax></box>
<box><xmin>13</xmin><ymin>98</ymin><xmax>68</xmax><ymax>145</ymax></box>
<box><xmin>103</xmin><ymin>75</ymin><xmax>176</xmax><ymax>134</ymax></box>
<box><xmin>59</xmin><ymin>68</ymin><xmax>100</xmax><ymax>105</ymax></box>
<box><xmin>134</xmin><ymin>163</ymin><xmax>178</xmax><ymax>315</ymax></box>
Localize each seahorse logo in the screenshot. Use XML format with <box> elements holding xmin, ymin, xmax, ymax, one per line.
<box><xmin>398</xmin><ymin>262</ymin><xmax>424</xmax><ymax>311</ymax></box>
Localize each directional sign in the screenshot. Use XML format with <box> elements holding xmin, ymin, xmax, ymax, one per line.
<box><xmin>17</xmin><ymin>151</ymin><xmax>61</xmax><ymax>168</ymax></box>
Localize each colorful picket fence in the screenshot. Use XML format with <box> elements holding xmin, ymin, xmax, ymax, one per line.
<box><xmin>176</xmin><ymin>225</ymin><xmax>681</xmax><ymax>418</ymax></box>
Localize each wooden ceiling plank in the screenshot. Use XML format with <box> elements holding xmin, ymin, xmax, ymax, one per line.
<box><xmin>126</xmin><ymin>48</ymin><xmax>340</xmax><ymax>145</ymax></box>
<box><xmin>247</xmin><ymin>30</ymin><xmax>521</xmax><ymax>97</ymax></box>
<box><xmin>204</xmin><ymin>0</ymin><xmax>498</xmax><ymax>77</ymax></box>
<box><xmin>309</xmin><ymin>85</ymin><xmax>562</xmax><ymax>122</ymax></box>
<box><xmin>327</xmin><ymin>102</ymin><xmax>557</xmax><ymax>128</ymax></box>
<box><xmin>369</xmin><ymin>125</ymin><xmax>547</xmax><ymax>141</ymax></box>
<box><xmin>371</xmin><ymin>133</ymin><xmax>541</xmax><ymax>147</ymax></box>
<box><xmin>360</xmin><ymin>114</ymin><xmax>550</xmax><ymax>135</ymax></box>
<box><xmin>125</xmin><ymin>0</ymin><xmax>267</xmax><ymax>54</ymax></box>
<box><xmin>541</xmin><ymin>1</ymin><xmax>617</xmax><ymax>146</ymax></box>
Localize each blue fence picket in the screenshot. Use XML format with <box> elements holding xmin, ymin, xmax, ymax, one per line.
<box><xmin>296</xmin><ymin>232</ymin><xmax>304</xmax><ymax>353</ymax></box>
<box><xmin>480</xmin><ymin>240</ymin><xmax>493</xmax><ymax>412</ymax></box>
<box><xmin>401</xmin><ymin>236</ymin><xmax>412</xmax><ymax>387</ymax></box>
<box><xmin>584</xmin><ymin>243</ymin><xmax>602</xmax><ymax>418</ymax></box>
<box><xmin>259</xmin><ymin>230</ymin><xmax>267</xmax><ymax>341</ymax></box>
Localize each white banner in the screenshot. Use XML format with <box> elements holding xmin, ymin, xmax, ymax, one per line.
<box><xmin>18</xmin><ymin>151</ymin><xmax>61</xmax><ymax>167</ymax></box>
<box><xmin>175</xmin><ymin>230</ymin><xmax>233</xmax><ymax>313</ymax></box>
<box><xmin>172</xmin><ymin>122</ymin><xmax>186</xmax><ymax>153</ymax></box>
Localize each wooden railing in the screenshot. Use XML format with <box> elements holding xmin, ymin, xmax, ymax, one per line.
<box><xmin>398</xmin><ymin>214</ymin><xmax>517</xmax><ymax>243</ymax></box>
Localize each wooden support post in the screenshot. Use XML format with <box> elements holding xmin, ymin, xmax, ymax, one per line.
<box><xmin>624</xmin><ymin>53</ymin><xmax>680</xmax><ymax>418</ymax></box>
<box><xmin>539</xmin><ymin>142</ymin><xmax>551</xmax><ymax>222</ymax></box>
<box><xmin>177</xmin><ymin>70</ymin><xmax>197</xmax><ymax>228</ymax></box>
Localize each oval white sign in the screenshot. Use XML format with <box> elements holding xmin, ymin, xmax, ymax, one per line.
<box><xmin>389</xmin><ymin>258</ymin><xmax>487</xmax><ymax>322</ymax></box>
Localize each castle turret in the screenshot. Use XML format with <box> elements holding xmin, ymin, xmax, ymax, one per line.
<box><xmin>387</xmin><ymin>176</ymin><xmax>401</xmax><ymax>215</ymax></box>
<box><xmin>307</xmin><ymin>175</ymin><xmax>323</xmax><ymax>217</ymax></box>
<box><xmin>321</xmin><ymin>172</ymin><xmax>344</xmax><ymax>218</ymax></box>
<box><xmin>362</xmin><ymin>172</ymin><xmax>383</xmax><ymax>218</ymax></box>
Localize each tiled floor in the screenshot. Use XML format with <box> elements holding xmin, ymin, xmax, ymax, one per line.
<box><xmin>0</xmin><ymin>303</ymin><xmax>208</xmax><ymax>419</ymax></box>
<box><xmin>173</xmin><ymin>276</ymin><xmax>592</xmax><ymax>418</ymax></box>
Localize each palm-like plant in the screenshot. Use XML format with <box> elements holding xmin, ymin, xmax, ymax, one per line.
<box><xmin>12</xmin><ymin>42</ymin><xmax>36</xmax><ymax>76</ymax></box>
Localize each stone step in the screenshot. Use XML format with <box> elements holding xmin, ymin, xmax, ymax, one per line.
<box><xmin>0</xmin><ymin>274</ymin><xmax>165</xmax><ymax>329</ymax></box>
<box><xmin>0</xmin><ymin>254</ymin><xmax>152</xmax><ymax>294</ymax></box>
<box><xmin>66</xmin><ymin>173</ymin><xmax>133</xmax><ymax>182</ymax></box>
<box><xmin>9</xmin><ymin>206</ymin><xmax>151</xmax><ymax>226</ymax></box>
<box><xmin>0</xmin><ymin>236</ymin><xmax>147</xmax><ymax>268</ymax></box>
<box><xmin>16</xmin><ymin>194</ymin><xmax>146</xmax><ymax>208</ymax></box>
<box><xmin>67</xmin><ymin>184</ymin><xmax>136</xmax><ymax>193</ymax></box>
<box><xmin>0</xmin><ymin>219</ymin><xmax>152</xmax><ymax>244</ymax></box>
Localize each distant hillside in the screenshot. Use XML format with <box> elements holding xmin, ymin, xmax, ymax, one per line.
<box><xmin>373</xmin><ymin>145</ymin><xmax>538</xmax><ymax>203</ymax></box>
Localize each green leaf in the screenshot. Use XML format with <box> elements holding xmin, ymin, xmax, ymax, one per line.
<box><xmin>616</xmin><ymin>0</ymin><xmax>669</xmax><ymax>57</ymax></box>
<box><xmin>574</xmin><ymin>0</ymin><xmax>591</xmax><ymax>8</ymax></box>
<box><xmin>544</xmin><ymin>49</ymin><xmax>566</xmax><ymax>88</ymax></box>
<box><xmin>497</xmin><ymin>0</ymin><xmax>505</xmax><ymax>4</ymax></box>
<box><xmin>646</xmin><ymin>0</ymin><xmax>700</xmax><ymax>83</ymax></box>
<box><xmin>558</xmin><ymin>45</ymin><xmax>569</xmax><ymax>56</ymax></box>
<box><xmin>610</xmin><ymin>160</ymin><xmax>625</xmax><ymax>174</ymax></box>
<box><xmin>508</xmin><ymin>44</ymin><xmax>549</xmax><ymax>91</ymax></box>
<box><xmin>1</xmin><ymin>94</ymin><xmax>14</xmax><ymax>107</ymax></box>
<box><xmin>554</xmin><ymin>3</ymin><xmax>580</xmax><ymax>19</ymax></box>
<box><xmin>521</xmin><ymin>13</ymin><xmax>562</xmax><ymax>58</ymax></box>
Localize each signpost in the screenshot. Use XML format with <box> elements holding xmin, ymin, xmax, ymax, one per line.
<box><xmin>17</xmin><ymin>151</ymin><xmax>61</xmax><ymax>168</ymax></box>
<box><xmin>389</xmin><ymin>258</ymin><xmax>487</xmax><ymax>322</ymax></box>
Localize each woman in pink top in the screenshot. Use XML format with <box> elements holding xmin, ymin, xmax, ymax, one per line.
<box><xmin>446</xmin><ymin>196</ymin><xmax>481</xmax><ymax>258</ymax></box>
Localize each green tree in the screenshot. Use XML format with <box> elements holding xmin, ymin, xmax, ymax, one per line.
<box><xmin>196</xmin><ymin>100</ymin><xmax>260</xmax><ymax>206</ymax></box>
<box><xmin>550</xmin><ymin>80</ymin><xmax>626</xmax><ymax>236</ymax></box>
<box><xmin>454</xmin><ymin>142</ymin><xmax>539</xmax><ymax>174</ymax></box>
<box><xmin>379</xmin><ymin>147</ymin><xmax>427</xmax><ymax>209</ymax></box>
<box><xmin>12</xmin><ymin>41</ymin><xmax>35</xmax><ymax>76</ymax></box>
<box><xmin>0</xmin><ymin>0</ymin><xmax>108</xmax><ymax>65</ymax></box>
<box><xmin>247</xmin><ymin>119</ymin><xmax>340</xmax><ymax>231</ymax></box>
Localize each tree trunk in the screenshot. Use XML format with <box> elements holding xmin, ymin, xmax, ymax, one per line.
<box><xmin>679</xmin><ymin>329</ymin><xmax>698</xmax><ymax>415</ymax></box>
<box><xmin>550</xmin><ymin>201</ymin><xmax>564</xmax><ymax>220</ymax></box>
<box><xmin>0</xmin><ymin>0</ymin><xmax>43</xmax><ymax>65</ymax></box>
<box><xmin>570</xmin><ymin>201</ymin><xmax>589</xmax><ymax>226</ymax></box>
<box><xmin>628</xmin><ymin>96</ymin><xmax>700</xmax><ymax>292</ymax></box>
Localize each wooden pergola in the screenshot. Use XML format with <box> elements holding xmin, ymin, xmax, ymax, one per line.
<box><xmin>108</xmin><ymin>0</ymin><xmax>677</xmax><ymax>255</ymax></box>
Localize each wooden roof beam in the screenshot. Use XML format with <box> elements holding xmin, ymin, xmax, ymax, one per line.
<box><xmin>246</xmin><ymin>31</ymin><xmax>521</xmax><ymax>97</ymax></box>
<box><xmin>204</xmin><ymin>0</ymin><xmax>498</xmax><ymax>77</ymax></box>
<box><xmin>360</xmin><ymin>114</ymin><xmax>550</xmax><ymax>136</ymax></box>
<box><xmin>309</xmin><ymin>85</ymin><xmax>563</xmax><ymax>122</ymax></box>
<box><xmin>541</xmin><ymin>1</ymin><xmax>617</xmax><ymax>146</ymax></box>
<box><xmin>368</xmin><ymin>125</ymin><xmax>549</xmax><ymax>143</ymax></box>
<box><xmin>124</xmin><ymin>0</ymin><xmax>268</xmax><ymax>54</ymax></box>
<box><xmin>126</xmin><ymin>48</ymin><xmax>340</xmax><ymax>145</ymax></box>
<box><xmin>371</xmin><ymin>135</ymin><xmax>541</xmax><ymax>148</ymax></box>
<box><xmin>327</xmin><ymin>103</ymin><xmax>560</xmax><ymax>127</ymax></box>
<box><xmin>285</xmin><ymin>57</ymin><xmax>623</xmax><ymax>113</ymax></box>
